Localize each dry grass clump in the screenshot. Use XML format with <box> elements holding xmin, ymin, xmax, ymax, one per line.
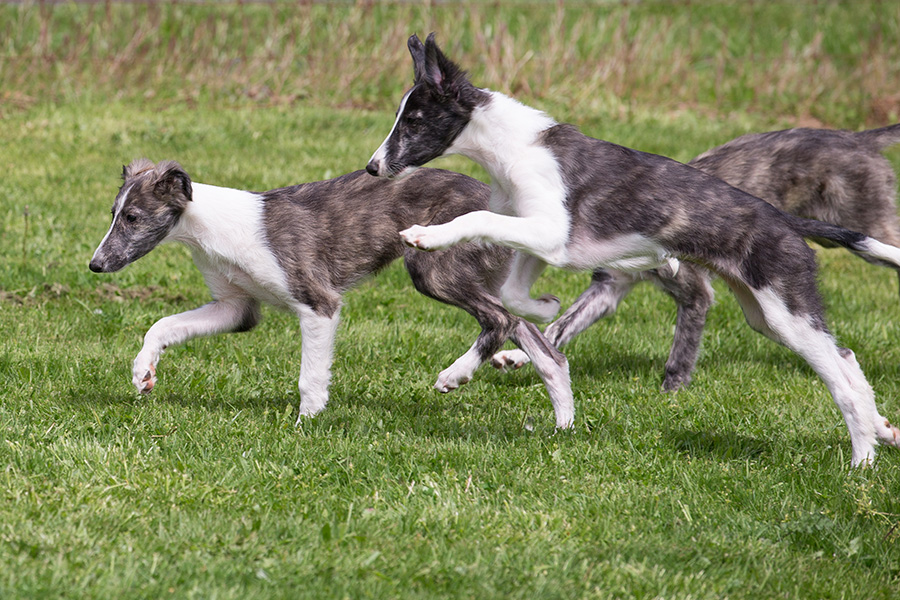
<box><xmin>2</xmin><ymin>1</ymin><xmax>898</xmax><ymax>126</ymax></box>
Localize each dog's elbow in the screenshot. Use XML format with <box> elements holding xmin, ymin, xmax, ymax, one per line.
<box><xmin>233</xmin><ymin>301</ymin><xmax>262</xmax><ymax>333</ymax></box>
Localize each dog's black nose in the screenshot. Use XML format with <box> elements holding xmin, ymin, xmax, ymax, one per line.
<box><xmin>365</xmin><ymin>161</ymin><xmax>380</xmax><ymax>177</ymax></box>
<box><xmin>89</xmin><ymin>259</ymin><xmax>104</xmax><ymax>273</ymax></box>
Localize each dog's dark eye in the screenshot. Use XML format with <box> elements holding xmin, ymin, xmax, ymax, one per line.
<box><xmin>125</xmin><ymin>213</ymin><xmax>138</xmax><ymax>224</ymax></box>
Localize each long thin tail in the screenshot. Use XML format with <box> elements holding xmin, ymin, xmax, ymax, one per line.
<box><xmin>854</xmin><ymin>123</ymin><xmax>900</xmax><ymax>151</ymax></box>
<box><xmin>783</xmin><ymin>213</ymin><xmax>900</xmax><ymax>272</ymax></box>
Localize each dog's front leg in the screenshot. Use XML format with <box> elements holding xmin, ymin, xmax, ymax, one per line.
<box><xmin>498</xmin><ymin>252</ymin><xmax>561</xmax><ymax>323</ymax></box>
<box><xmin>510</xmin><ymin>319</ymin><xmax>574</xmax><ymax>429</ymax></box>
<box><xmin>133</xmin><ymin>298</ymin><xmax>260</xmax><ymax>393</ymax></box>
<box><xmin>493</xmin><ymin>269</ymin><xmax>639</xmax><ymax>370</ymax></box>
<box><xmin>400</xmin><ymin>212</ymin><xmax>569</xmax><ymax>265</ymax></box>
<box><xmin>295</xmin><ymin>305</ymin><xmax>342</xmax><ymax>424</ymax></box>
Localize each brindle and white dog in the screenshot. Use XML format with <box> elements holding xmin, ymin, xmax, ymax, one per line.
<box><xmin>365</xmin><ymin>33</ymin><xmax>900</xmax><ymax>466</ymax></box>
<box><xmin>90</xmin><ymin>160</ymin><xmax>574</xmax><ymax>427</ymax></box>
<box><xmin>492</xmin><ymin>124</ymin><xmax>900</xmax><ymax>392</ymax></box>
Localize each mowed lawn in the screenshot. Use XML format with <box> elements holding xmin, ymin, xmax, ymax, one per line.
<box><xmin>2</xmin><ymin>2</ymin><xmax>900</xmax><ymax>598</ymax></box>
<box><xmin>1</xmin><ymin>96</ymin><xmax>898</xmax><ymax>599</ymax></box>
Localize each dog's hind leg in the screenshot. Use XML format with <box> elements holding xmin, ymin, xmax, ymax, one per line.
<box><xmin>494</xmin><ymin>263</ymin><xmax>715</xmax><ymax>393</ymax></box>
<box><xmin>546</xmin><ymin>270</ymin><xmax>637</xmax><ymax>347</ymax></box>
<box><xmin>404</xmin><ymin>246</ymin><xmax>573</xmax><ymax>428</ymax></box>
<box><xmin>492</xmin><ymin>269</ymin><xmax>638</xmax><ymax>370</ymax></box>
<box><xmin>436</xmin><ymin>338</ymin><xmax>500</xmax><ymax>393</ymax></box>
<box><xmin>511</xmin><ymin>319</ymin><xmax>574</xmax><ymax>428</ymax></box>
<box><xmin>649</xmin><ymin>263</ymin><xmax>716</xmax><ymax>392</ymax></box>
<box><xmin>132</xmin><ymin>296</ymin><xmax>261</xmax><ymax>394</ymax></box>
<box><xmin>295</xmin><ymin>305</ymin><xmax>342</xmax><ymax>423</ymax></box>
<box><xmin>726</xmin><ymin>279</ymin><xmax>894</xmax><ymax>466</ymax></box>
<box><xmin>433</xmin><ymin>299</ymin><xmax>517</xmax><ymax>393</ymax></box>
<box><xmin>404</xmin><ymin>246</ymin><xmax>518</xmax><ymax>392</ymax></box>
<box><xmin>839</xmin><ymin>348</ymin><xmax>900</xmax><ymax>450</ymax></box>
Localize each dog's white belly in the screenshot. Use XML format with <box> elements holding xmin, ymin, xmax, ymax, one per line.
<box><xmin>564</xmin><ymin>232</ymin><xmax>674</xmax><ymax>272</ymax></box>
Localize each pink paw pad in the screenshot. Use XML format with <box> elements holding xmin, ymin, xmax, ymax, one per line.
<box><xmin>140</xmin><ymin>365</ymin><xmax>156</xmax><ymax>393</ymax></box>
<box><xmin>886</xmin><ymin>420</ymin><xmax>900</xmax><ymax>447</ymax></box>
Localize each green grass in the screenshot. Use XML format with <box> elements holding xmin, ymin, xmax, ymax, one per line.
<box><xmin>2</xmin><ymin>1</ymin><xmax>900</xmax><ymax>598</ymax></box>
<box><xmin>2</xmin><ymin>96</ymin><xmax>899</xmax><ymax>600</ymax></box>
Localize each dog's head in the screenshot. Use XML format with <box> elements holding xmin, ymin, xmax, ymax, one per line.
<box><xmin>89</xmin><ymin>159</ymin><xmax>192</xmax><ymax>273</ymax></box>
<box><xmin>366</xmin><ymin>33</ymin><xmax>488</xmax><ymax>179</ymax></box>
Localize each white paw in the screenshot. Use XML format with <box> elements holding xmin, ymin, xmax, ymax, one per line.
<box><xmin>132</xmin><ymin>361</ymin><xmax>157</xmax><ymax>394</ymax></box>
<box><xmin>435</xmin><ymin>369</ymin><xmax>471</xmax><ymax>393</ymax></box>
<box><xmin>532</xmin><ymin>294</ymin><xmax>562</xmax><ymax>322</ymax></box>
<box><xmin>555</xmin><ymin>411</ymin><xmax>575</xmax><ymax>430</ymax></box>
<box><xmin>399</xmin><ymin>225</ymin><xmax>450</xmax><ymax>252</ymax></box>
<box><xmin>294</xmin><ymin>403</ymin><xmax>325</xmax><ymax>425</ymax></box>
<box><xmin>657</xmin><ymin>257</ymin><xmax>681</xmax><ymax>279</ymax></box>
<box><xmin>877</xmin><ymin>418</ymin><xmax>900</xmax><ymax>449</ymax></box>
<box><xmin>506</xmin><ymin>294</ymin><xmax>561</xmax><ymax>323</ymax></box>
<box><xmin>491</xmin><ymin>349</ymin><xmax>531</xmax><ymax>371</ymax></box>
<box><xmin>850</xmin><ymin>444</ymin><xmax>877</xmax><ymax>469</ymax></box>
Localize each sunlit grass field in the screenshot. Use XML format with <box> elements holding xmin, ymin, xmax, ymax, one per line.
<box><xmin>2</xmin><ymin>2</ymin><xmax>900</xmax><ymax>598</ymax></box>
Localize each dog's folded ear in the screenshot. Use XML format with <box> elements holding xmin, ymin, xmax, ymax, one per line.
<box><xmin>153</xmin><ymin>160</ymin><xmax>193</xmax><ymax>207</ymax></box>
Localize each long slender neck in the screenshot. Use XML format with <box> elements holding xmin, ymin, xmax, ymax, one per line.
<box><xmin>447</xmin><ymin>90</ymin><xmax>568</xmax><ymax>224</ymax></box>
<box><xmin>168</xmin><ymin>182</ymin><xmax>265</xmax><ymax>257</ymax></box>
<box><xmin>448</xmin><ymin>90</ymin><xmax>557</xmax><ymax>189</ymax></box>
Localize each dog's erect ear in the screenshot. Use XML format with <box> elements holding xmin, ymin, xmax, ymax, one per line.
<box><xmin>408</xmin><ymin>34</ymin><xmax>426</xmax><ymax>83</ymax></box>
<box><xmin>153</xmin><ymin>160</ymin><xmax>193</xmax><ymax>207</ymax></box>
<box><xmin>422</xmin><ymin>32</ymin><xmax>468</xmax><ymax>98</ymax></box>
<box><xmin>123</xmin><ymin>158</ymin><xmax>155</xmax><ymax>181</ymax></box>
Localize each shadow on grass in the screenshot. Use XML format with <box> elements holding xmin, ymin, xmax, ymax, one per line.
<box><xmin>58</xmin><ymin>378</ymin><xmax>532</xmax><ymax>444</ymax></box>
<box><xmin>663</xmin><ymin>426</ymin><xmax>771</xmax><ymax>462</ymax></box>
<box><xmin>62</xmin><ymin>385</ymin><xmax>290</xmax><ymax>417</ymax></box>
<box><xmin>565</xmin><ymin>349</ymin><xmax>666</xmax><ymax>383</ymax></box>
<box><xmin>547</xmin><ymin>341</ymin><xmax>828</xmax><ymax>389</ymax></box>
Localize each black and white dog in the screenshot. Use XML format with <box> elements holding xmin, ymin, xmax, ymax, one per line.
<box><xmin>492</xmin><ymin>124</ymin><xmax>900</xmax><ymax>392</ymax></box>
<box><xmin>365</xmin><ymin>33</ymin><xmax>900</xmax><ymax>466</ymax></box>
<box><xmin>89</xmin><ymin>159</ymin><xmax>574</xmax><ymax>427</ymax></box>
